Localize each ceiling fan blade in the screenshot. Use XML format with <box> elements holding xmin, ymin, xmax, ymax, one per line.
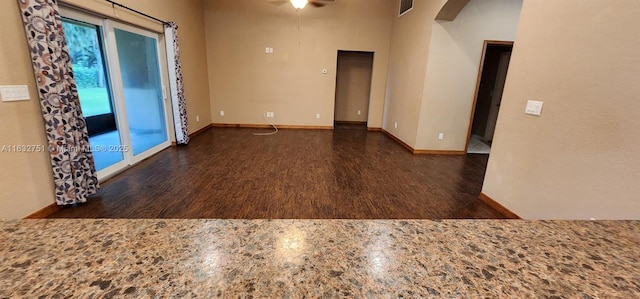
<box><xmin>308</xmin><ymin>0</ymin><xmax>334</xmax><ymax>7</ymax></box>
<box><xmin>269</xmin><ymin>0</ymin><xmax>288</xmax><ymax>6</ymax></box>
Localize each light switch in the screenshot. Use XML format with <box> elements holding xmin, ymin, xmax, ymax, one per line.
<box><xmin>0</xmin><ymin>85</ymin><xmax>30</xmax><ymax>102</ymax></box>
<box><xmin>525</xmin><ymin>100</ymin><xmax>543</xmax><ymax>116</ymax></box>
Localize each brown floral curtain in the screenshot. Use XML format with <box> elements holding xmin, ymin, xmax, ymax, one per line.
<box><xmin>164</xmin><ymin>22</ymin><xmax>190</xmax><ymax>144</ymax></box>
<box><xmin>18</xmin><ymin>0</ymin><xmax>99</xmax><ymax>205</ymax></box>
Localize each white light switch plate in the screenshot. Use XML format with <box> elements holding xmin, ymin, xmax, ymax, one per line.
<box><xmin>525</xmin><ymin>100</ymin><xmax>544</xmax><ymax>116</ymax></box>
<box><xmin>0</xmin><ymin>85</ymin><xmax>30</xmax><ymax>101</ymax></box>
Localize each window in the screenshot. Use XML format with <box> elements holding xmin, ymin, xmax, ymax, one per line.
<box><xmin>399</xmin><ymin>0</ymin><xmax>413</xmax><ymax>16</ymax></box>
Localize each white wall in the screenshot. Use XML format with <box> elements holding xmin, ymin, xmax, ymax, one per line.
<box><xmin>415</xmin><ymin>0</ymin><xmax>523</xmax><ymax>150</ymax></box>
<box><xmin>482</xmin><ymin>0</ymin><xmax>640</xmax><ymax>219</ymax></box>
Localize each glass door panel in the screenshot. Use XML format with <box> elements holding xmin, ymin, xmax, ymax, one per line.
<box><xmin>113</xmin><ymin>28</ymin><xmax>168</xmax><ymax>156</ymax></box>
<box><xmin>61</xmin><ymin>7</ymin><xmax>172</xmax><ymax>181</ymax></box>
<box><xmin>62</xmin><ymin>18</ymin><xmax>124</xmax><ymax>172</ymax></box>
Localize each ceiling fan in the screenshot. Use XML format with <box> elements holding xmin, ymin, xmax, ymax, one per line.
<box><xmin>270</xmin><ymin>0</ymin><xmax>335</xmax><ymax>9</ymax></box>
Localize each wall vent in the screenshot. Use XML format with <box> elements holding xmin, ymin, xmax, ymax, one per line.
<box><xmin>399</xmin><ymin>0</ymin><xmax>414</xmax><ymax>16</ymax></box>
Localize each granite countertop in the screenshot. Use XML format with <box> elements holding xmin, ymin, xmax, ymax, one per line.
<box><xmin>1</xmin><ymin>219</ymin><xmax>639</xmax><ymax>298</ymax></box>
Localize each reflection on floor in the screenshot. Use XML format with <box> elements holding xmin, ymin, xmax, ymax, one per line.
<box><xmin>467</xmin><ymin>134</ymin><xmax>491</xmax><ymax>154</ymax></box>
<box><xmin>89</xmin><ymin>130</ymin><xmax>166</xmax><ymax>171</ymax></box>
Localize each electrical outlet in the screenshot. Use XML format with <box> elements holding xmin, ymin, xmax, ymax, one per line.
<box><xmin>220</xmin><ymin>110</ymin><xmax>224</xmax><ymax>116</ymax></box>
<box><xmin>394</xmin><ymin>122</ymin><xmax>398</xmax><ymax>129</ymax></box>
<box><xmin>196</xmin><ymin>115</ymin><xmax>200</xmax><ymax>122</ymax></box>
<box><xmin>316</xmin><ymin>113</ymin><xmax>320</xmax><ymax>119</ymax></box>
<box><xmin>0</xmin><ymin>85</ymin><xmax>30</xmax><ymax>101</ymax></box>
<box><xmin>357</xmin><ymin>110</ymin><xmax>361</xmax><ymax>115</ymax></box>
<box><xmin>266</xmin><ymin>112</ymin><xmax>274</xmax><ymax>118</ymax></box>
<box><xmin>438</xmin><ymin>132</ymin><xmax>444</xmax><ymax>140</ymax></box>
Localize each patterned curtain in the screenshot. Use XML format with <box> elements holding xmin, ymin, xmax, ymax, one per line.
<box><xmin>164</xmin><ymin>22</ymin><xmax>190</xmax><ymax>144</ymax></box>
<box><xmin>18</xmin><ymin>0</ymin><xmax>99</xmax><ymax>205</ymax></box>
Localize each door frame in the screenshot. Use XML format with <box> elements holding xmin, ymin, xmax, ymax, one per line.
<box><xmin>464</xmin><ymin>40</ymin><xmax>514</xmax><ymax>153</ymax></box>
<box><xmin>333</xmin><ymin>50</ymin><xmax>375</xmax><ymax>128</ymax></box>
<box><xmin>60</xmin><ymin>6</ymin><xmax>172</xmax><ymax>181</ymax></box>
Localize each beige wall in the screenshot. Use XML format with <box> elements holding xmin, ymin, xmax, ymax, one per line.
<box><xmin>383</xmin><ymin>0</ymin><xmax>446</xmax><ymax>146</ymax></box>
<box><xmin>204</xmin><ymin>0</ymin><xmax>394</xmax><ymax>128</ymax></box>
<box><xmin>0</xmin><ymin>0</ymin><xmax>55</xmax><ymax>219</ymax></box>
<box><xmin>62</xmin><ymin>0</ymin><xmax>212</xmax><ymax>133</ymax></box>
<box><xmin>0</xmin><ymin>0</ymin><xmax>210</xmax><ymax>219</ymax></box>
<box><xmin>415</xmin><ymin>0</ymin><xmax>522</xmax><ymax>150</ymax></box>
<box><xmin>482</xmin><ymin>0</ymin><xmax>640</xmax><ymax>219</ymax></box>
<box><xmin>334</xmin><ymin>51</ymin><xmax>373</xmax><ymax>123</ymax></box>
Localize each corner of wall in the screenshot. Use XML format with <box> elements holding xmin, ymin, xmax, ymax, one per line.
<box><xmin>413</xmin><ymin>0</ymin><xmax>522</xmax><ymax>152</ymax></box>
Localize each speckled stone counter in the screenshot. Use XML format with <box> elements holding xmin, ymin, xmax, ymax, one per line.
<box><xmin>1</xmin><ymin>219</ymin><xmax>639</xmax><ymax>298</ymax></box>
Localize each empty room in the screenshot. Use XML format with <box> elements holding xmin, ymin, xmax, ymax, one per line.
<box><xmin>1</xmin><ymin>0</ymin><xmax>638</xmax><ymax>297</ymax></box>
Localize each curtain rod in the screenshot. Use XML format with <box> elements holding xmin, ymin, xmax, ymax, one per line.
<box><xmin>103</xmin><ymin>0</ymin><xmax>169</xmax><ymax>25</ymax></box>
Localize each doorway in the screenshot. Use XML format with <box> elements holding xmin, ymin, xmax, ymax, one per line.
<box><xmin>334</xmin><ymin>51</ymin><xmax>374</xmax><ymax>130</ymax></box>
<box><xmin>466</xmin><ymin>41</ymin><xmax>513</xmax><ymax>154</ymax></box>
<box><xmin>61</xmin><ymin>8</ymin><xmax>171</xmax><ymax>180</ymax></box>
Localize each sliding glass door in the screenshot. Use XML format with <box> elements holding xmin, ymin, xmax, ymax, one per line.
<box><xmin>62</xmin><ymin>14</ymin><xmax>127</xmax><ymax>175</ymax></box>
<box><xmin>62</xmin><ymin>8</ymin><xmax>170</xmax><ymax>180</ymax></box>
<box><xmin>108</xmin><ymin>22</ymin><xmax>170</xmax><ymax>164</ymax></box>
<box><xmin>115</xmin><ymin>28</ymin><xmax>167</xmax><ymax>155</ymax></box>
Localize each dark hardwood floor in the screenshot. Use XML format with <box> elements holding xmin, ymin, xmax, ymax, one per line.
<box><xmin>47</xmin><ymin>127</ymin><xmax>506</xmax><ymax>219</ymax></box>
